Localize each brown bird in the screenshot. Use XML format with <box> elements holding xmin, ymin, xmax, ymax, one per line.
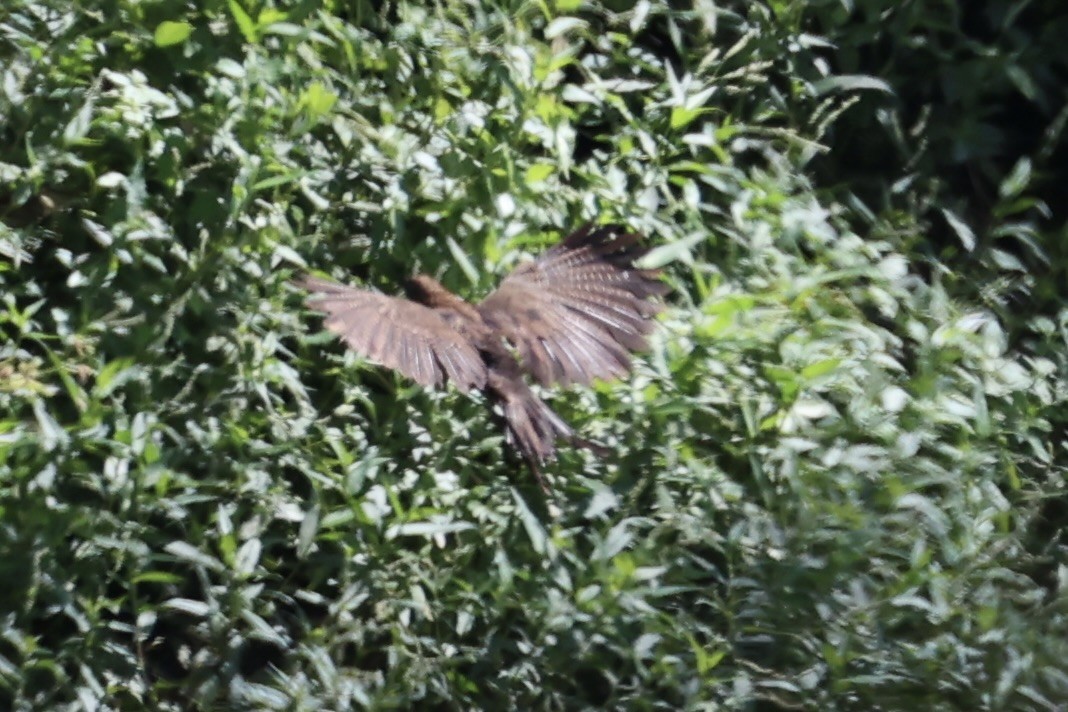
<box><xmin>296</xmin><ymin>224</ymin><xmax>668</xmax><ymax>488</ymax></box>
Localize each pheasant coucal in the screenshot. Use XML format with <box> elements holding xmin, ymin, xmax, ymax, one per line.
<box><xmin>296</xmin><ymin>224</ymin><xmax>668</xmax><ymax>485</ymax></box>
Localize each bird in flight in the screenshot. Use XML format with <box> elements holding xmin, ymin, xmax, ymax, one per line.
<box><xmin>296</xmin><ymin>224</ymin><xmax>668</xmax><ymax>489</ymax></box>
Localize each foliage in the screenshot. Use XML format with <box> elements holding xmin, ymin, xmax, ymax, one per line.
<box><xmin>1</xmin><ymin>0</ymin><xmax>1065</xmax><ymax>709</ymax></box>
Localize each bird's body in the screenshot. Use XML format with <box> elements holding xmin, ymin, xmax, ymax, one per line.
<box><xmin>404</xmin><ymin>274</ymin><xmax>572</xmax><ymax>466</ymax></box>
<box><xmin>297</xmin><ymin>224</ymin><xmax>667</xmax><ymax>485</ymax></box>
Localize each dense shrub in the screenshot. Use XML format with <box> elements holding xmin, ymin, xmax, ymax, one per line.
<box><xmin>1</xmin><ymin>1</ymin><xmax>1064</xmax><ymax>709</ymax></box>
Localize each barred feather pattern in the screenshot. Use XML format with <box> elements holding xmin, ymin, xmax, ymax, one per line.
<box><xmin>477</xmin><ymin>225</ymin><xmax>669</xmax><ymax>386</ymax></box>
<box><xmin>297</xmin><ymin>224</ymin><xmax>667</xmax><ymax>480</ymax></box>
<box><xmin>296</xmin><ymin>276</ymin><xmax>487</xmax><ymax>393</ymax></box>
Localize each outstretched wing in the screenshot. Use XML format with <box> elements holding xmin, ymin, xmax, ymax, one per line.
<box><xmin>477</xmin><ymin>225</ymin><xmax>668</xmax><ymax>386</ymax></box>
<box><xmin>297</xmin><ymin>276</ymin><xmax>487</xmax><ymax>392</ymax></box>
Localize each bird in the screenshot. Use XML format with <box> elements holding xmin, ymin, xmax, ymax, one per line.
<box><xmin>296</xmin><ymin>224</ymin><xmax>668</xmax><ymax>489</ymax></box>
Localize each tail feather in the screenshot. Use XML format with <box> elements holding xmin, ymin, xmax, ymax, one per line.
<box><xmin>487</xmin><ymin>367</ymin><xmax>609</xmax><ymax>491</ymax></box>
<box><xmin>502</xmin><ymin>390</ymin><xmax>571</xmax><ymax>464</ymax></box>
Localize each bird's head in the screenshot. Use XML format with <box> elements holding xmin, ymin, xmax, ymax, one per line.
<box><xmin>404</xmin><ymin>274</ymin><xmax>460</xmax><ymax>309</ymax></box>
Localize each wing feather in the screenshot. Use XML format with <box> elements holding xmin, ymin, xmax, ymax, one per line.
<box><xmin>297</xmin><ymin>276</ymin><xmax>487</xmax><ymax>392</ymax></box>
<box><xmin>478</xmin><ymin>225</ymin><xmax>667</xmax><ymax>386</ymax></box>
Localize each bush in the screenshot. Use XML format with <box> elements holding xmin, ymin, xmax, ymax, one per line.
<box><xmin>1</xmin><ymin>0</ymin><xmax>1065</xmax><ymax>709</ymax></box>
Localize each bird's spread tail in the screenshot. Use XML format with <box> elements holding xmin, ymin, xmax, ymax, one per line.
<box><xmin>496</xmin><ymin>382</ymin><xmax>609</xmax><ymax>491</ymax></box>
<box><xmin>502</xmin><ymin>388</ymin><xmax>571</xmax><ymax>465</ymax></box>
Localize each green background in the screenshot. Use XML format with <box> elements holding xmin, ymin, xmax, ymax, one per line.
<box><xmin>1</xmin><ymin>0</ymin><xmax>1066</xmax><ymax>708</ymax></box>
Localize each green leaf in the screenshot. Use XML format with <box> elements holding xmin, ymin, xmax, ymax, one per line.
<box><xmin>300</xmin><ymin>82</ymin><xmax>338</xmax><ymax>120</ymax></box>
<box><xmin>297</xmin><ymin>505</ymin><xmax>320</xmax><ymax>558</ymax></box>
<box><xmin>229</xmin><ymin>0</ymin><xmax>257</xmax><ymax>43</ymax></box>
<box><xmin>999</xmin><ymin>157</ymin><xmax>1032</xmax><ymax>199</ymax></box>
<box><xmin>93</xmin><ymin>357</ymin><xmax>138</xmax><ymax>397</ymax></box>
<box><xmin>387</xmin><ymin>520</ymin><xmax>476</xmax><ymax>538</ymax></box>
<box><xmin>63</xmin><ymin>95</ymin><xmax>95</xmax><ymax>145</ymax></box>
<box><xmin>670</xmin><ymin>106</ymin><xmax>703</xmax><ymax>130</ymax></box>
<box><xmin>132</xmin><ymin>571</ymin><xmax>185</xmax><ymax>585</ymax></box>
<box><xmin>32</xmin><ymin>398</ymin><xmax>67</xmax><ymax>452</ymax></box>
<box><xmin>813</xmin><ymin>74</ymin><xmax>895</xmax><ymax>95</ymax></box>
<box><xmin>941</xmin><ymin>208</ymin><xmax>976</xmax><ymax>252</ymax></box>
<box><xmin>154</xmin><ymin>21</ymin><xmax>193</xmax><ymax>47</ymax></box>
<box><xmin>545</xmin><ymin>17</ymin><xmax>587</xmax><ymax>39</ymax></box>
<box><xmin>638</xmin><ymin>232</ymin><xmax>706</xmax><ymax>268</ymax></box>
<box><xmin>257</xmin><ymin>8</ymin><xmax>289</xmax><ymax>26</ymax></box>
<box><xmin>801</xmin><ymin>358</ymin><xmax>840</xmax><ymax>380</ymax></box>
<box><xmin>164</xmin><ymin>541</ymin><xmax>225</xmax><ymax>572</ymax></box>
<box><xmin>511</xmin><ymin>489</ymin><xmax>548</xmax><ymax>556</ymax></box>
<box><xmin>525</xmin><ymin>163</ymin><xmax>555</xmax><ymax>184</ymax></box>
<box><xmin>446</xmin><ymin>235</ymin><xmax>481</xmax><ymax>286</ymax></box>
<box><xmin>163</xmin><ymin>598</ymin><xmax>212</xmax><ymax>617</ymax></box>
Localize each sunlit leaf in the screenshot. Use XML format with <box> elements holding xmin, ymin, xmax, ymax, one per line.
<box><xmin>154</xmin><ymin>20</ymin><xmax>193</xmax><ymax>47</ymax></box>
